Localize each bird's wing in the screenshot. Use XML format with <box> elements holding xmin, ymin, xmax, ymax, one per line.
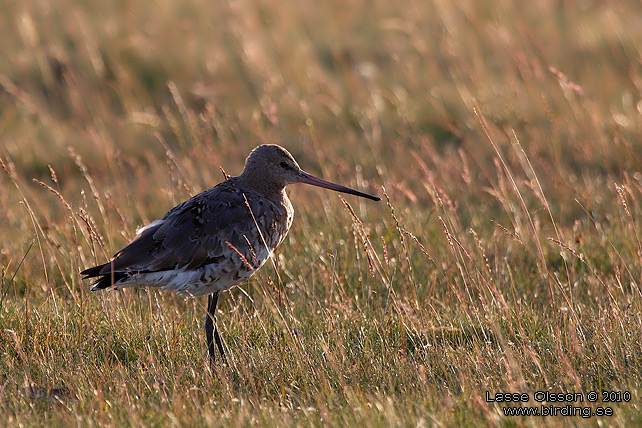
<box><xmin>92</xmin><ymin>182</ymin><xmax>279</xmax><ymax>276</ymax></box>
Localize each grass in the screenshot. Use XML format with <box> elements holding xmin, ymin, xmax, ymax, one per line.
<box><xmin>2</xmin><ymin>0</ymin><xmax>642</xmax><ymax>426</ymax></box>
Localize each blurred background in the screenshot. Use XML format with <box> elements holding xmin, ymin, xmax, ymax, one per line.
<box><xmin>3</xmin><ymin>0</ymin><xmax>641</xmax><ymax>188</ymax></box>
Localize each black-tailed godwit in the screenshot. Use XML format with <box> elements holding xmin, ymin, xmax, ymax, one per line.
<box><xmin>82</xmin><ymin>144</ymin><xmax>380</xmax><ymax>365</ymax></box>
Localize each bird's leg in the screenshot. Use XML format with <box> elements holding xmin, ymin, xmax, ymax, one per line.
<box><xmin>205</xmin><ymin>292</ymin><xmax>227</xmax><ymax>366</ymax></box>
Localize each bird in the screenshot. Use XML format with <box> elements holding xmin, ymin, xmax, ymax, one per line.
<box><xmin>81</xmin><ymin>144</ymin><xmax>380</xmax><ymax>366</ymax></box>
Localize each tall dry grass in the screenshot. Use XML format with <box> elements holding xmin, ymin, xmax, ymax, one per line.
<box><xmin>1</xmin><ymin>0</ymin><xmax>642</xmax><ymax>426</ymax></box>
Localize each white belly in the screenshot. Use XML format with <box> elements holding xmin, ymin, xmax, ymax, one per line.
<box><xmin>118</xmin><ymin>246</ymin><xmax>273</xmax><ymax>297</ymax></box>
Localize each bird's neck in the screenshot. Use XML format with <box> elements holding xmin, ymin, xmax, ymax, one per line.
<box><xmin>237</xmin><ymin>173</ymin><xmax>286</xmax><ymax>199</ymax></box>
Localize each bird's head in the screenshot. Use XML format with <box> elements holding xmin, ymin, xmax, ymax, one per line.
<box><xmin>240</xmin><ymin>144</ymin><xmax>380</xmax><ymax>201</ymax></box>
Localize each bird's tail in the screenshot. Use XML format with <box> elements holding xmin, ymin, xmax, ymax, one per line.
<box><xmin>81</xmin><ymin>263</ymin><xmax>127</xmax><ymax>291</ymax></box>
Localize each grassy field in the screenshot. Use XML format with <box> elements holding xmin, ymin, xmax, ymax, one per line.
<box><xmin>2</xmin><ymin>0</ymin><xmax>642</xmax><ymax>426</ymax></box>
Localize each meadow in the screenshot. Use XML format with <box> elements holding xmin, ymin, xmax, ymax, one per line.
<box><xmin>1</xmin><ymin>0</ymin><xmax>642</xmax><ymax>426</ymax></box>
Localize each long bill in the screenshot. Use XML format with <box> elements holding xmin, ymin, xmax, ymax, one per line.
<box><xmin>297</xmin><ymin>170</ymin><xmax>381</xmax><ymax>201</ymax></box>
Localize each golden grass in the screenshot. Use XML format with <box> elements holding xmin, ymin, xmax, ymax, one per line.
<box><xmin>2</xmin><ymin>0</ymin><xmax>642</xmax><ymax>426</ymax></box>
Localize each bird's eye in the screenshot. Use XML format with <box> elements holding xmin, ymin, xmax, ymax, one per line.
<box><xmin>279</xmin><ymin>161</ymin><xmax>289</xmax><ymax>168</ymax></box>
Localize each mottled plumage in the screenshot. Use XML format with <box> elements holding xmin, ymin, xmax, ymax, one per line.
<box><xmin>82</xmin><ymin>144</ymin><xmax>379</xmax><ymax>366</ymax></box>
<box><xmin>82</xmin><ymin>178</ymin><xmax>292</xmax><ymax>296</ymax></box>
